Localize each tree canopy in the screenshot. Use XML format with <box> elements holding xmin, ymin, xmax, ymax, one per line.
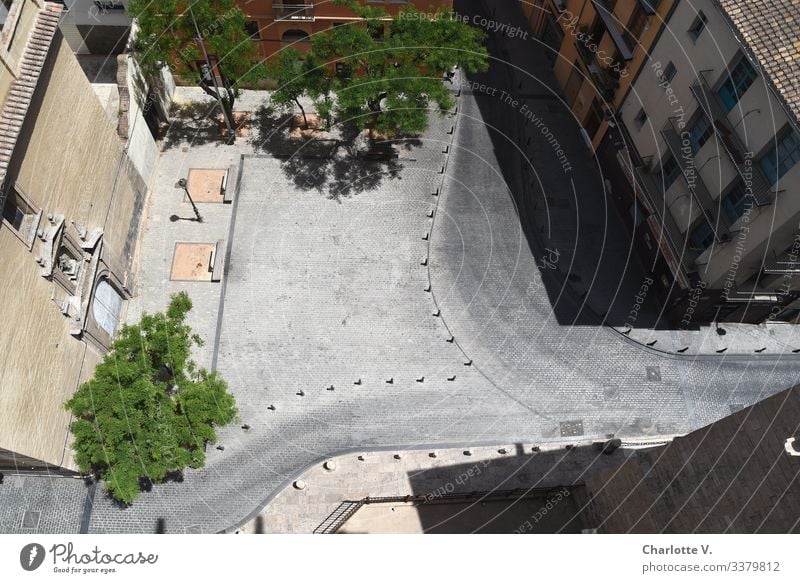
<box><xmin>65</xmin><ymin>292</ymin><xmax>237</xmax><ymax>504</ymax></box>
<box><xmin>270</xmin><ymin>0</ymin><xmax>489</xmax><ymax>135</ymax></box>
<box><xmin>128</xmin><ymin>0</ymin><xmax>263</xmax><ymax>112</ymax></box>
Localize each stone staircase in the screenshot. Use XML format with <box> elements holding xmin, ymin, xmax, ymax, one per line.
<box><xmin>0</xmin><ymin>2</ymin><xmax>62</xmax><ymax>183</ymax></box>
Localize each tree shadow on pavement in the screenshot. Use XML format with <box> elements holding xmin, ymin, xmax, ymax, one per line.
<box><xmin>160</xmin><ymin>100</ymin><xmax>229</xmax><ymax>151</ymax></box>
<box><xmin>249</xmin><ymin>105</ymin><xmax>408</xmax><ymax>200</ymax></box>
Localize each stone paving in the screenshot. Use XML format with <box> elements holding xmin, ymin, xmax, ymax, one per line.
<box><xmin>83</xmin><ymin>74</ymin><xmax>799</xmax><ymax>533</ymax></box>
<box><xmin>0</xmin><ymin>475</ymin><xmax>91</xmax><ymax>533</ymax></box>
<box><xmin>3</xmin><ymin>3</ymin><xmax>800</xmax><ymax>533</ymax></box>
<box><xmin>238</xmin><ymin>443</ymin><xmax>630</xmax><ymax>534</ymax></box>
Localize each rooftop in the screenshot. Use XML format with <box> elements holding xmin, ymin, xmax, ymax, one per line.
<box><xmin>715</xmin><ymin>0</ymin><xmax>800</xmax><ymax>126</ymax></box>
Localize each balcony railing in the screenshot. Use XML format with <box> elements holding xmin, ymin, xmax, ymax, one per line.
<box><xmin>631</xmin><ymin>160</ymin><xmax>697</xmax><ymax>283</ymax></box>
<box><xmin>272</xmin><ymin>4</ymin><xmax>315</xmax><ymax>21</ymax></box>
<box><xmin>613</xmin><ymin>125</ymin><xmax>696</xmax><ymax>284</ymax></box>
<box><xmin>591</xmin><ymin>0</ymin><xmax>634</xmax><ymax>60</ymax></box>
<box><xmin>575</xmin><ymin>42</ymin><xmax>619</xmax><ymax>100</ymax></box>
<box><xmin>660</xmin><ymin>118</ymin><xmax>732</xmax><ymax>240</ymax></box>
<box><xmin>690</xmin><ymin>74</ymin><xmax>773</xmax><ymax>205</ymax></box>
<box><xmin>762</xmin><ymin>249</ymin><xmax>800</xmax><ymax>276</ymax></box>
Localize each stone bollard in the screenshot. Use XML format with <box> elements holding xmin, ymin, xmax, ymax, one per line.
<box><xmin>594</xmin><ymin>438</ymin><xmax>622</xmax><ymax>455</ymax></box>
<box><xmin>293</xmin><ymin>480</ymin><xmax>306</xmax><ymax>490</ymax></box>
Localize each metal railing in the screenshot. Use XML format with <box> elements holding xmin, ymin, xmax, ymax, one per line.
<box><xmin>272</xmin><ymin>3</ymin><xmax>314</xmax><ymax>21</ymax></box>
<box><xmin>312</xmin><ymin>487</ymin><xmax>581</xmax><ymax>534</ymax></box>
<box><xmin>660</xmin><ymin>117</ymin><xmax>732</xmax><ymax>240</ymax></box>
<box><xmin>690</xmin><ymin>74</ymin><xmax>773</xmax><ymax>205</ymax></box>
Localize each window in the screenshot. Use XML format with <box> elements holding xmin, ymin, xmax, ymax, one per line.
<box><xmin>369</xmin><ymin>22</ymin><xmax>385</xmax><ymax>42</ymax></box>
<box><xmin>759</xmin><ymin>129</ymin><xmax>800</xmax><ymax>184</ymax></box>
<box><xmin>564</xmin><ymin>61</ymin><xmax>583</xmax><ymax>107</ymax></box>
<box><xmin>659</xmin><ymin>155</ymin><xmax>680</xmax><ymax>190</ymax></box>
<box><xmin>626</xmin><ymin>3</ymin><xmax>648</xmax><ymax>43</ymax></box>
<box><xmin>634</xmin><ymin>108</ymin><xmax>648</xmax><ymax>129</ymax></box>
<box><xmin>584</xmin><ymin>98</ymin><xmax>604</xmax><ymax>138</ymax></box>
<box><xmin>721</xmin><ymin>179</ymin><xmax>753</xmax><ymax>223</ymax></box>
<box><xmin>662</xmin><ymin>61</ymin><xmax>677</xmax><ymax>83</ymax></box>
<box><xmin>717</xmin><ymin>56</ymin><xmax>757</xmax><ymax>111</ymax></box>
<box><xmin>690</xmin><ymin>219</ymin><xmax>715</xmax><ymax>250</ymax></box>
<box><xmin>640</xmin><ymin>0</ymin><xmax>662</xmax><ymax>13</ymax></box>
<box><xmin>688</xmin><ymin>11</ymin><xmax>708</xmax><ymax>40</ymax></box>
<box><xmin>281</xmin><ymin>29</ymin><xmax>310</xmax><ymax>43</ymax></box>
<box><xmin>1</xmin><ymin>184</ymin><xmax>39</xmax><ymax>246</ymax></box>
<box><xmin>687</xmin><ymin>115</ymin><xmax>714</xmax><ymax>154</ymax></box>
<box><xmin>92</xmin><ymin>279</ymin><xmax>124</xmax><ymax>338</ymax></box>
<box><xmin>244</xmin><ymin>21</ymin><xmax>260</xmax><ymax>40</ymax></box>
<box><xmin>0</xmin><ymin>0</ymin><xmax>14</xmax><ymax>31</ymax></box>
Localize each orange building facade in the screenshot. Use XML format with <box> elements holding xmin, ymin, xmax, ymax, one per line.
<box><xmin>237</xmin><ymin>1</ymin><xmax>454</xmax><ymax>60</ymax></box>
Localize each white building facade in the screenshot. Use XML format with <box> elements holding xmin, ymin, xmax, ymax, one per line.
<box><xmin>618</xmin><ymin>0</ymin><xmax>800</xmax><ymax>323</ymax></box>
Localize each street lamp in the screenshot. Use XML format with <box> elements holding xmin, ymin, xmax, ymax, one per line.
<box><xmin>178</xmin><ymin>178</ymin><xmax>203</xmax><ymax>222</ymax></box>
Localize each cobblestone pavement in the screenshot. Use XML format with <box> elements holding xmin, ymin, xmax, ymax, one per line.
<box><xmin>0</xmin><ymin>475</ymin><xmax>92</xmax><ymax>533</ymax></box>
<box><xmin>82</xmin><ymin>75</ymin><xmax>798</xmax><ymax>533</ymax></box>
<box><xmin>4</xmin><ymin>4</ymin><xmax>800</xmax><ymax>532</ymax></box>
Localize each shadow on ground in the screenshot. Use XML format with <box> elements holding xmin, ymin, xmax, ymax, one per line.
<box><xmin>335</xmin><ymin>444</ymin><xmax>627</xmax><ymax>533</ymax></box>
<box><xmin>249</xmin><ymin>105</ymin><xmax>413</xmax><ymax>200</ymax></box>
<box><xmin>160</xmin><ymin>101</ymin><xmax>232</xmax><ymax>151</ymax></box>
<box><xmin>456</xmin><ymin>0</ymin><xmax>666</xmax><ymax>329</ymax></box>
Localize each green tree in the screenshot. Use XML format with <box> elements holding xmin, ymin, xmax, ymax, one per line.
<box><xmin>65</xmin><ymin>292</ymin><xmax>237</xmax><ymax>505</ymax></box>
<box><xmin>273</xmin><ymin>0</ymin><xmax>488</xmax><ymax>136</ymax></box>
<box><xmin>268</xmin><ymin>48</ymin><xmax>314</xmax><ymax>128</ymax></box>
<box><xmin>128</xmin><ymin>0</ymin><xmax>263</xmax><ymax>129</ymax></box>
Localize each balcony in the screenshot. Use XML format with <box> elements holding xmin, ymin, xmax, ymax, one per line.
<box><xmin>660</xmin><ymin>117</ymin><xmax>732</xmax><ymax>240</ymax></box>
<box><xmin>590</xmin><ymin>0</ymin><xmax>634</xmax><ymax>60</ymax></box>
<box><xmin>631</xmin><ymin>160</ymin><xmax>696</xmax><ymax>283</ymax></box>
<box><xmin>690</xmin><ymin>74</ymin><xmax>773</xmax><ymax>205</ymax></box>
<box><xmin>762</xmin><ymin>249</ymin><xmax>800</xmax><ymax>276</ymax></box>
<box><xmin>613</xmin><ymin>127</ymin><xmax>695</xmax><ymax>283</ymax></box>
<box><xmin>575</xmin><ymin>42</ymin><xmax>619</xmax><ymax>100</ymax></box>
<box><xmin>272</xmin><ymin>3</ymin><xmax>315</xmax><ymax>21</ymax></box>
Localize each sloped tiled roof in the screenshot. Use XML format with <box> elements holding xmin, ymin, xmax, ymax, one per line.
<box><xmin>715</xmin><ymin>0</ymin><xmax>800</xmax><ymax>126</ymax></box>
<box><xmin>0</xmin><ymin>2</ymin><xmax>62</xmax><ymax>187</ymax></box>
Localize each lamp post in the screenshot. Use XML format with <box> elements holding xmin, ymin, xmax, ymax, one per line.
<box><xmin>178</xmin><ymin>178</ymin><xmax>203</xmax><ymax>222</ymax></box>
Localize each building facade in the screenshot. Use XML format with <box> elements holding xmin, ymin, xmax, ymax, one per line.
<box><xmin>616</xmin><ymin>0</ymin><xmax>800</xmax><ymax>324</ymax></box>
<box><xmin>58</xmin><ymin>0</ymin><xmax>131</xmax><ymax>55</ymax></box>
<box><xmin>528</xmin><ymin>0</ymin><xmax>800</xmax><ymax>324</ymax></box>
<box><xmin>238</xmin><ymin>0</ymin><xmax>453</xmax><ymax>60</ymax></box>
<box><xmin>0</xmin><ymin>0</ymin><xmax>147</xmax><ymax>472</ymax></box>
<box><xmin>524</xmin><ymin>0</ymin><xmax>677</xmax><ymax>150</ymax></box>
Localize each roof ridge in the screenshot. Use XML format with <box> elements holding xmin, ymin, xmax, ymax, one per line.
<box><xmin>0</xmin><ymin>3</ymin><xmax>62</xmax><ymax>182</ymax></box>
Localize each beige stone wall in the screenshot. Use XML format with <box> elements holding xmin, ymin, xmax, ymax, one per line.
<box><xmin>0</xmin><ymin>33</ymin><xmax>146</xmax><ymax>469</ymax></box>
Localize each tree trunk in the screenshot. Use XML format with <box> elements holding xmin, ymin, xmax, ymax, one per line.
<box><xmin>295</xmin><ymin>98</ymin><xmax>309</xmax><ymax>129</ymax></box>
